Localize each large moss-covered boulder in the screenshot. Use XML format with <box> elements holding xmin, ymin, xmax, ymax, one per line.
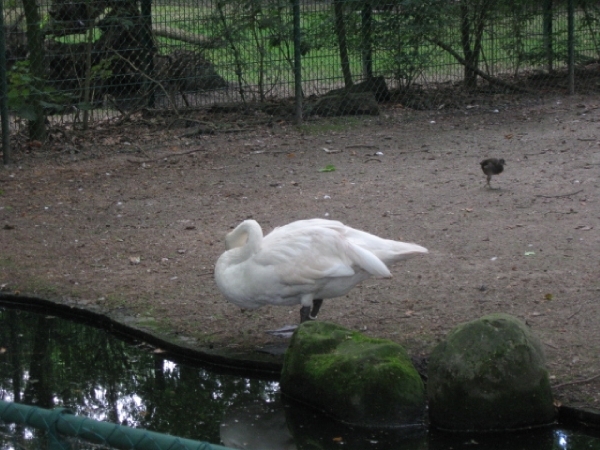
<box><xmin>427</xmin><ymin>313</ymin><xmax>556</xmax><ymax>431</ymax></box>
<box><xmin>281</xmin><ymin>321</ymin><xmax>426</xmax><ymax>427</ymax></box>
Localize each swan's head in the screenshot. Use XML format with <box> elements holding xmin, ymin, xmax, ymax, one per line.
<box><xmin>225</xmin><ymin>231</ymin><xmax>247</xmax><ymax>250</ymax></box>
<box><xmin>225</xmin><ymin>220</ymin><xmax>263</xmax><ymax>250</ymax></box>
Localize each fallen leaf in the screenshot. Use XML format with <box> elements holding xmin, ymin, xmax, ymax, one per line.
<box><xmin>319</xmin><ymin>164</ymin><xmax>336</xmax><ymax>172</ymax></box>
<box><xmin>544</xmin><ymin>293</ymin><xmax>553</xmax><ymax>301</ymax></box>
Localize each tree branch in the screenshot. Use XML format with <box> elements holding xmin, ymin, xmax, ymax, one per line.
<box><xmin>152</xmin><ymin>24</ymin><xmax>225</xmax><ymax>49</ymax></box>
<box><xmin>426</xmin><ymin>37</ymin><xmax>532</xmax><ymax>93</ymax></box>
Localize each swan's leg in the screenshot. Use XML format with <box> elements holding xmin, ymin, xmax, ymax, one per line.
<box><xmin>300</xmin><ymin>299</ymin><xmax>324</xmax><ymax>322</ymax></box>
<box><xmin>300</xmin><ymin>306</ymin><xmax>311</xmax><ymax>323</ymax></box>
<box><xmin>310</xmin><ymin>299</ymin><xmax>323</xmax><ymax>319</ymax></box>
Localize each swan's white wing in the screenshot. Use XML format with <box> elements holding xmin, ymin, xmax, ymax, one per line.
<box><xmin>254</xmin><ymin>224</ymin><xmax>390</xmax><ymax>287</ymax></box>
<box><xmin>271</xmin><ymin>219</ymin><xmax>427</xmax><ymax>267</ymax></box>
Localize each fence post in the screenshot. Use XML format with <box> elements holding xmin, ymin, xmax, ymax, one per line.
<box><xmin>0</xmin><ymin>0</ymin><xmax>10</xmax><ymax>165</ymax></box>
<box><xmin>21</xmin><ymin>0</ymin><xmax>46</xmax><ymax>141</ymax></box>
<box><xmin>293</xmin><ymin>0</ymin><xmax>302</xmax><ymax>123</ymax></box>
<box><xmin>542</xmin><ymin>0</ymin><xmax>553</xmax><ymax>73</ymax></box>
<box><xmin>567</xmin><ymin>0</ymin><xmax>574</xmax><ymax>94</ymax></box>
<box><xmin>141</xmin><ymin>0</ymin><xmax>155</xmax><ymax>108</ymax></box>
<box><xmin>361</xmin><ymin>1</ymin><xmax>373</xmax><ymax>79</ymax></box>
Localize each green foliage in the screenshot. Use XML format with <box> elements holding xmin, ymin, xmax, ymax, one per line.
<box><xmin>7</xmin><ymin>61</ymin><xmax>75</xmax><ymax>120</ymax></box>
<box><xmin>54</xmin><ymin>28</ymin><xmax>102</xmax><ymax>44</ymax></box>
<box><xmin>207</xmin><ymin>0</ymin><xmax>296</xmax><ymax>100</ymax></box>
<box><xmin>91</xmin><ymin>57</ymin><xmax>115</xmax><ymax>83</ymax></box>
<box><xmin>8</xmin><ymin>0</ymin><xmax>599</xmax><ymax>120</ymax></box>
<box><xmin>374</xmin><ymin>0</ymin><xmax>445</xmax><ymax>88</ymax></box>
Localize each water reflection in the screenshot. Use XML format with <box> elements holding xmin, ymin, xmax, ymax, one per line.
<box><xmin>221</xmin><ymin>399</ymin><xmax>295</xmax><ymax>450</ymax></box>
<box><xmin>0</xmin><ymin>306</ymin><xmax>598</xmax><ymax>450</ymax></box>
<box><xmin>0</xmin><ymin>307</ymin><xmax>279</xmax><ymax>444</ymax></box>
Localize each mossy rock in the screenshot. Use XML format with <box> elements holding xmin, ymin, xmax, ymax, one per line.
<box><xmin>280</xmin><ymin>321</ymin><xmax>426</xmax><ymax>428</ymax></box>
<box><xmin>427</xmin><ymin>313</ymin><xmax>556</xmax><ymax>431</ymax></box>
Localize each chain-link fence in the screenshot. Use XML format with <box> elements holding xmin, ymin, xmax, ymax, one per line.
<box><xmin>1</xmin><ymin>0</ymin><xmax>600</xmax><ymax>149</ymax></box>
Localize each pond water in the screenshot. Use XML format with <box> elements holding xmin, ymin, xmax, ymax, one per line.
<box><xmin>0</xmin><ymin>304</ymin><xmax>598</xmax><ymax>450</ymax></box>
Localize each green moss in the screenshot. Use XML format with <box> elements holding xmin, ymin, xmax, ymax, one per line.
<box><xmin>428</xmin><ymin>313</ymin><xmax>556</xmax><ymax>431</ymax></box>
<box><xmin>281</xmin><ymin>321</ymin><xmax>425</xmax><ymax>427</ymax></box>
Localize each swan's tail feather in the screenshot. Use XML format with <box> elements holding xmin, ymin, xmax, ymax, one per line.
<box><xmin>347</xmin><ymin>243</ymin><xmax>392</xmax><ymax>278</ymax></box>
<box><xmin>387</xmin><ymin>242</ymin><xmax>429</xmax><ymax>261</ymax></box>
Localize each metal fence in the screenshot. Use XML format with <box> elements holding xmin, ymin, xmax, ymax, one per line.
<box><xmin>0</xmin><ymin>400</ymin><xmax>234</xmax><ymax>450</ymax></box>
<box><xmin>1</xmin><ymin>0</ymin><xmax>600</xmax><ymax>152</ymax></box>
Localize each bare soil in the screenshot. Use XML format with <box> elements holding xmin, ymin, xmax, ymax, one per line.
<box><xmin>1</xmin><ymin>94</ymin><xmax>599</xmax><ymax>410</ymax></box>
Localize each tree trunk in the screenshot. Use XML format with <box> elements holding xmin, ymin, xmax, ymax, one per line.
<box><xmin>543</xmin><ymin>0</ymin><xmax>553</xmax><ymax>72</ymax></box>
<box><xmin>460</xmin><ymin>0</ymin><xmax>491</xmax><ymax>90</ymax></box>
<box><xmin>21</xmin><ymin>0</ymin><xmax>46</xmax><ymax>141</ymax></box>
<box><xmin>361</xmin><ymin>1</ymin><xmax>373</xmax><ymax>79</ymax></box>
<box><xmin>460</xmin><ymin>3</ymin><xmax>477</xmax><ymax>89</ymax></box>
<box><xmin>334</xmin><ymin>0</ymin><xmax>353</xmax><ymax>88</ymax></box>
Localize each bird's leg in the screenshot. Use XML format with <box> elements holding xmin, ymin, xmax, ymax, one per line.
<box><xmin>299</xmin><ymin>299</ymin><xmax>324</xmax><ymax>322</ymax></box>
<box><xmin>310</xmin><ymin>299</ymin><xmax>323</xmax><ymax>320</ymax></box>
<box><xmin>486</xmin><ymin>175</ymin><xmax>492</xmax><ymax>188</ymax></box>
<box><xmin>300</xmin><ymin>306</ymin><xmax>311</xmax><ymax>323</ymax></box>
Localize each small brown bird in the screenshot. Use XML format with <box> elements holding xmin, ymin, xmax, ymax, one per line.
<box><xmin>480</xmin><ymin>158</ymin><xmax>505</xmax><ymax>188</ymax></box>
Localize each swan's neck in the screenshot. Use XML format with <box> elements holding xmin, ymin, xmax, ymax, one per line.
<box><xmin>225</xmin><ymin>220</ymin><xmax>263</xmax><ymax>262</ymax></box>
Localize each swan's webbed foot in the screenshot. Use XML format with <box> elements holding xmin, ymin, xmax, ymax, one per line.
<box><xmin>265</xmin><ymin>324</ymin><xmax>297</xmax><ymax>338</ymax></box>
<box><xmin>266</xmin><ymin>299</ymin><xmax>325</xmax><ymax>338</ymax></box>
<box><xmin>300</xmin><ymin>299</ymin><xmax>324</xmax><ymax>323</ymax></box>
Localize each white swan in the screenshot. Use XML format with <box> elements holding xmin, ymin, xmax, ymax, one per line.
<box><xmin>214</xmin><ymin>219</ymin><xmax>428</xmax><ymax>326</ymax></box>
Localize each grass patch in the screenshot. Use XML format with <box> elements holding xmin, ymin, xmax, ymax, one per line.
<box><xmin>0</xmin><ymin>257</ymin><xmax>15</xmax><ymax>268</ymax></box>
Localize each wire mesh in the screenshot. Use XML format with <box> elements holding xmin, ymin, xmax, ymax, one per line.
<box><xmin>2</xmin><ymin>0</ymin><xmax>600</xmax><ymax>134</ymax></box>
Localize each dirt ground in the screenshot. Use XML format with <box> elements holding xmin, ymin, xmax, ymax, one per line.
<box><xmin>0</xmin><ymin>93</ymin><xmax>599</xmax><ymax>410</ymax></box>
